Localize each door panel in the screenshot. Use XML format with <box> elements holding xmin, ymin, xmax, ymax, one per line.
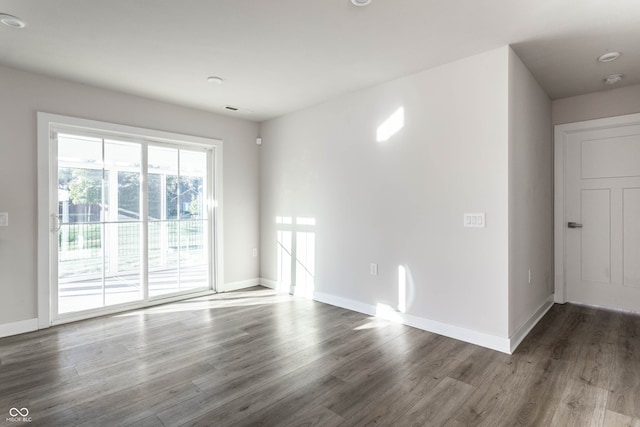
<box><xmin>581</xmin><ymin>133</ymin><xmax>640</xmax><ymax>179</ymax></box>
<box><xmin>580</xmin><ymin>189</ymin><xmax>610</xmax><ymax>284</ymax></box>
<box><xmin>623</xmin><ymin>188</ymin><xmax>640</xmax><ymax>287</ymax></box>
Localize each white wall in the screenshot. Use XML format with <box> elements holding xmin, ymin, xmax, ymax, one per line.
<box><xmin>260</xmin><ymin>47</ymin><xmax>511</xmax><ymax>339</ymax></box>
<box><xmin>0</xmin><ymin>65</ymin><xmax>260</xmax><ymax>327</ymax></box>
<box><xmin>552</xmin><ymin>83</ymin><xmax>640</xmax><ymax>125</ymax></box>
<box><xmin>507</xmin><ymin>49</ymin><xmax>554</xmax><ymax>337</ymax></box>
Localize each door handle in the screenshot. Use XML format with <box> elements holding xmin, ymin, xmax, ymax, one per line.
<box><xmin>568</xmin><ymin>222</ymin><xmax>582</xmax><ymax>229</ymax></box>
<box><xmin>51</xmin><ymin>214</ymin><xmax>62</xmax><ymax>232</ymax></box>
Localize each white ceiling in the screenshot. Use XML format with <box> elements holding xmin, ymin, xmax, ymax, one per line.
<box><xmin>1</xmin><ymin>0</ymin><xmax>638</xmax><ymax>122</ymax></box>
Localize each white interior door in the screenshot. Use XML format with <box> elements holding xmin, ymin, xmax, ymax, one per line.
<box><xmin>560</xmin><ymin>117</ymin><xmax>640</xmax><ymax>312</ymax></box>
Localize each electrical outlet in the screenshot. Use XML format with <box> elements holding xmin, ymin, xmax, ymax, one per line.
<box><xmin>252</xmin><ymin>248</ymin><xmax>258</xmax><ymax>257</ymax></box>
<box><xmin>370</xmin><ymin>263</ymin><xmax>378</xmax><ymax>276</ymax></box>
<box><xmin>528</xmin><ymin>269</ymin><xmax>532</xmax><ymax>284</ymax></box>
<box><xmin>0</xmin><ymin>212</ymin><xmax>7</xmax><ymax>227</ymax></box>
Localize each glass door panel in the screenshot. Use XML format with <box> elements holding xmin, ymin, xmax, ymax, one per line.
<box><xmin>178</xmin><ymin>150</ymin><xmax>209</xmax><ymax>292</ymax></box>
<box><xmin>57</xmin><ymin>134</ymin><xmax>105</xmax><ymax>314</ymax></box>
<box><xmin>57</xmin><ymin>135</ymin><xmax>143</xmax><ymax>314</ymax></box>
<box><xmin>148</xmin><ymin>146</ymin><xmax>180</xmax><ymax>296</ymax></box>
<box><xmin>104</xmin><ymin>141</ymin><xmax>143</xmax><ymax>306</ymax></box>
<box><xmin>148</xmin><ymin>147</ymin><xmax>209</xmax><ymax>297</ymax></box>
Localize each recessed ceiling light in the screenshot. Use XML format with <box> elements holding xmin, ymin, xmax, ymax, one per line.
<box><xmin>351</xmin><ymin>0</ymin><xmax>372</xmax><ymax>6</ymax></box>
<box><xmin>0</xmin><ymin>13</ymin><xmax>26</xmax><ymax>28</ymax></box>
<box><xmin>207</xmin><ymin>76</ymin><xmax>224</xmax><ymax>85</ymax></box>
<box><xmin>598</xmin><ymin>52</ymin><xmax>621</xmax><ymax>63</ymax></box>
<box><xmin>603</xmin><ymin>73</ymin><xmax>624</xmax><ymax>85</ymax></box>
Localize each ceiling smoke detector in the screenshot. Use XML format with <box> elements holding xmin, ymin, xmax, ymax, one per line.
<box><xmin>0</xmin><ymin>13</ymin><xmax>26</xmax><ymax>28</ymax></box>
<box><xmin>603</xmin><ymin>73</ymin><xmax>624</xmax><ymax>85</ymax></box>
<box><xmin>597</xmin><ymin>52</ymin><xmax>621</xmax><ymax>63</ymax></box>
<box><xmin>351</xmin><ymin>0</ymin><xmax>372</xmax><ymax>6</ymax></box>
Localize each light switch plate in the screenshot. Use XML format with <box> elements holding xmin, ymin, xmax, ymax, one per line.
<box><xmin>0</xmin><ymin>212</ymin><xmax>7</xmax><ymax>227</ymax></box>
<box><xmin>464</xmin><ymin>213</ymin><xmax>485</xmax><ymax>228</ymax></box>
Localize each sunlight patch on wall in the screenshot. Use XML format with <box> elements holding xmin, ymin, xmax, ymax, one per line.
<box><xmin>398</xmin><ymin>265</ymin><xmax>407</xmax><ymax>313</ymax></box>
<box><xmin>294</xmin><ymin>230</ymin><xmax>316</xmax><ymax>298</ymax></box>
<box><xmin>276</xmin><ymin>229</ymin><xmax>292</xmax><ymax>293</ymax></box>
<box><xmin>276</xmin><ymin>216</ymin><xmax>316</xmax><ymax>298</ymax></box>
<box><xmin>276</xmin><ymin>216</ymin><xmax>293</xmax><ymax>225</ymax></box>
<box><xmin>376</xmin><ymin>107</ymin><xmax>404</xmax><ymax>142</ymax></box>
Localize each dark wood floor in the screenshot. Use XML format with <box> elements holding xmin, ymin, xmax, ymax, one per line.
<box><xmin>1</xmin><ymin>287</ymin><xmax>639</xmax><ymax>426</ymax></box>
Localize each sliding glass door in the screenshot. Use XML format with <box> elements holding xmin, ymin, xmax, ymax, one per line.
<box><xmin>52</xmin><ymin>129</ymin><xmax>214</xmax><ymax>320</ymax></box>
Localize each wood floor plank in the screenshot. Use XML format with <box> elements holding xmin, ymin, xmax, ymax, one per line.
<box><xmin>330</xmin><ymin>326</ymin><xmax>429</xmax><ymax>383</ymax></box>
<box><xmin>447</xmin><ymin>343</ymin><xmax>508</xmax><ymax>387</ymax></box>
<box><xmin>503</xmin><ymin>357</ymin><xmax>570</xmax><ymax>426</ymax></box>
<box><xmin>280</xmin><ymin>405</ymin><xmax>344</xmax><ymax>427</ymax></box>
<box><xmin>26</xmin><ymin>360</ymin><xmax>210</xmax><ymax>426</ymax></box>
<box><xmin>513</xmin><ymin>303</ymin><xmax>572</xmax><ymax>361</ymax></box>
<box><xmin>170</xmin><ymin>357</ymin><xmax>346</xmax><ymax>426</ymax></box>
<box><xmin>451</xmin><ymin>355</ymin><xmax>542</xmax><ymax>426</ymax></box>
<box><xmin>1</xmin><ymin>287</ymin><xmax>640</xmax><ymax>427</ymax></box>
<box><xmin>549</xmin><ymin>378</ymin><xmax>609</xmax><ymax>426</ymax></box>
<box><xmin>608</xmin><ymin>313</ymin><xmax>640</xmax><ymax>419</ymax></box>
<box><xmin>394</xmin><ymin>376</ymin><xmax>475</xmax><ymax>426</ymax></box>
<box><xmin>603</xmin><ymin>409</ymin><xmax>640</xmax><ymax>427</ymax></box>
<box><xmin>567</xmin><ymin>308</ymin><xmax>617</xmax><ymax>390</ymax></box>
<box><xmin>224</xmin><ymin>374</ymin><xmax>347</xmax><ymax>427</ymax></box>
<box><xmin>124</xmin><ymin>414</ymin><xmax>167</xmax><ymax>427</ymax></box>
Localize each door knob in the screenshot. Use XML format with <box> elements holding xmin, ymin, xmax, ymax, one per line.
<box><xmin>568</xmin><ymin>222</ymin><xmax>583</xmax><ymax>229</ymax></box>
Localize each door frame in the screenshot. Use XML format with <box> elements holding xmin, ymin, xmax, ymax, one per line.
<box><xmin>37</xmin><ymin>112</ymin><xmax>224</xmax><ymax>328</ymax></box>
<box><xmin>554</xmin><ymin>112</ymin><xmax>640</xmax><ymax>304</ymax></box>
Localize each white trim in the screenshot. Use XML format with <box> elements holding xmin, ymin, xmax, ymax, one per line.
<box><xmin>508</xmin><ymin>296</ymin><xmax>554</xmax><ymax>353</ymax></box>
<box><xmin>313</xmin><ymin>291</ymin><xmax>512</xmax><ymax>354</ymax></box>
<box><xmin>554</xmin><ymin>112</ymin><xmax>640</xmax><ymax>304</ymax></box>
<box><xmin>37</xmin><ymin>112</ymin><xmax>223</xmax><ymax>328</ymax></box>
<box><xmin>313</xmin><ymin>292</ymin><xmax>377</xmax><ymax>316</ymax></box>
<box><xmin>0</xmin><ymin>318</ymin><xmax>38</xmax><ymax>338</ymax></box>
<box><xmin>554</xmin><ymin>122</ymin><xmax>566</xmax><ymax>304</ymax></box>
<box><xmin>222</xmin><ymin>278</ymin><xmax>261</xmax><ymax>292</ymax></box>
<box><xmin>259</xmin><ymin>278</ymin><xmax>278</xmax><ymax>289</ymax></box>
<box><xmin>214</xmin><ymin>144</ymin><xmax>224</xmax><ymax>293</ymax></box>
<box><xmin>37</xmin><ymin>113</ymin><xmax>53</xmax><ymax>328</ymax></box>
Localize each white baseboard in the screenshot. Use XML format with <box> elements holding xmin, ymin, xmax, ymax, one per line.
<box><xmin>0</xmin><ymin>318</ymin><xmax>38</xmax><ymax>339</ymax></box>
<box><xmin>258</xmin><ymin>278</ymin><xmax>278</xmax><ymax>289</ymax></box>
<box><xmin>222</xmin><ymin>278</ymin><xmax>261</xmax><ymax>292</ymax></box>
<box><xmin>314</xmin><ymin>292</ymin><xmax>376</xmax><ymax>316</ymax></box>
<box><xmin>509</xmin><ymin>296</ymin><xmax>554</xmax><ymax>353</ymax></box>
<box><xmin>313</xmin><ymin>291</ymin><xmax>513</xmax><ymax>353</ymax></box>
<box><xmin>229</xmin><ymin>281</ymin><xmax>552</xmax><ymax>354</ymax></box>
